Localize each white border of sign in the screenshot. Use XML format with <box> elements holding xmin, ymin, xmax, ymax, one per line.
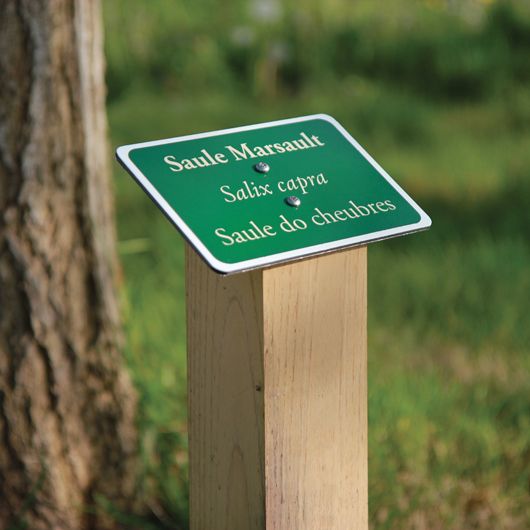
<box><xmin>116</xmin><ymin>114</ymin><xmax>432</xmax><ymax>274</ymax></box>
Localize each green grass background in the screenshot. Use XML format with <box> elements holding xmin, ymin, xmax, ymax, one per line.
<box><xmin>104</xmin><ymin>1</ymin><xmax>530</xmax><ymax>528</ymax></box>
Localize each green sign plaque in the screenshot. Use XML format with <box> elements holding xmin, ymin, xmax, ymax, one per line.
<box><xmin>116</xmin><ymin>114</ymin><xmax>431</xmax><ymax>274</ymax></box>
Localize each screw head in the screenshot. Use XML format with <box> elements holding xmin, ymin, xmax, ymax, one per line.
<box><xmin>253</xmin><ymin>162</ymin><xmax>270</xmax><ymax>174</ymax></box>
<box><xmin>285</xmin><ymin>196</ymin><xmax>301</xmax><ymax>207</ymax></box>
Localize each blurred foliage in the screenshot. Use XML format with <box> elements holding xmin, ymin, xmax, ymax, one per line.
<box><xmin>103</xmin><ymin>0</ymin><xmax>530</xmax><ymax>528</ymax></box>
<box><xmin>104</xmin><ymin>0</ymin><xmax>530</xmax><ymax>101</ymax></box>
<box><xmin>332</xmin><ymin>3</ymin><xmax>530</xmax><ymax>101</ymax></box>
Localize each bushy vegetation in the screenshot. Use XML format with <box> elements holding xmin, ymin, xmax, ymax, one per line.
<box><xmin>104</xmin><ymin>1</ymin><xmax>530</xmax><ymax>528</ymax></box>
<box><xmin>104</xmin><ymin>0</ymin><xmax>530</xmax><ymax>102</ymax></box>
<box><xmin>332</xmin><ymin>3</ymin><xmax>530</xmax><ymax>101</ymax></box>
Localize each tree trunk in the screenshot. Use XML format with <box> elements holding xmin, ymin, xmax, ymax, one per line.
<box><xmin>0</xmin><ymin>1</ymin><xmax>138</xmax><ymax>528</ymax></box>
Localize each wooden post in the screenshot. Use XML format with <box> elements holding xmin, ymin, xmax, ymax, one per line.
<box><xmin>186</xmin><ymin>243</ymin><xmax>368</xmax><ymax>530</ymax></box>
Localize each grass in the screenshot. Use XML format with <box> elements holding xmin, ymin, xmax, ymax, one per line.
<box><xmin>105</xmin><ymin>1</ymin><xmax>530</xmax><ymax>527</ymax></box>
<box><xmin>367</xmin><ymin>327</ymin><xmax>530</xmax><ymax>528</ymax></box>
<box><xmin>114</xmin><ymin>169</ymin><xmax>189</xmax><ymax>527</ymax></box>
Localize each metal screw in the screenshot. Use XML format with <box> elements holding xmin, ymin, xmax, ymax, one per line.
<box><xmin>253</xmin><ymin>162</ymin><xmax>270</xmax><ymax>174</ymax></box>
<box><xmin>285</xmin><ymin>196</ymin><xmax>301</xmax><ymax>207</ymax></box>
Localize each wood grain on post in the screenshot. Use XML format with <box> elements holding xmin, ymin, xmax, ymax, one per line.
<box><xmin>186</xmin><ymin>243</ymin><xmax>368</xmax><ymax>530</ymax></box>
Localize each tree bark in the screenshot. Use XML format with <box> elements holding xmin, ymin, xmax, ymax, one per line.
<box><xmin>0</xmin><ymin>1</ymin><xmax>138</xmax><ymax>528</ymax></box>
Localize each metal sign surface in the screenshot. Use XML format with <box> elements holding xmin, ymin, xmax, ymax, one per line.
<box><xmin>116</xmin><ymin>114</ymin><xmax>431</xmax><ymax>274</ymax></box>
